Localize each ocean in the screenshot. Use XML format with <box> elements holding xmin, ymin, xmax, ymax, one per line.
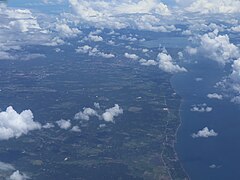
<box><xmin>172</xmin><ymin>56</ymin><xmax>240</xmax><ymax>180</ymax></box>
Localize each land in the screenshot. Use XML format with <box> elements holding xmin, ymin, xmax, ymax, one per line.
<box><xmin>0</xmin><ymin>30</ymin><xmax>188</xmax><ymax>179</ymax></box>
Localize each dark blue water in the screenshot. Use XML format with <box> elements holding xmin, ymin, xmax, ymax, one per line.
<box><xmin>172</xmin><ymin>57</ymin><xmax>240</xmax><ymax>180</ymax></box>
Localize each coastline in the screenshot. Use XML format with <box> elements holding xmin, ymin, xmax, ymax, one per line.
<box><xmin>160</xmin><ymin>76</ymin><xmax>190</xmax><ymax>180</ymax></box>
<box><xmin>174</xmin><ymin>95</ymin><xmax>190</xmax><ymax>180</ymax></box>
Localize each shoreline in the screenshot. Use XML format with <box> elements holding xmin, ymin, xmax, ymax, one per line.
<box><xmin>170</xmin><ymin>76</ymin><xmax>190</xmax><ymax>180</ymax></box>
<box><xmin>174</xmin><ymin>96</ymin><xmax>191</xmax><ymax>180</ymax></box>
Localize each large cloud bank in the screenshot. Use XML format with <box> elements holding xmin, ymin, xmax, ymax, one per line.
<box><xmin>186</xmin><ymin>0</ymin><xmax>240</xmax><ymax>14</ymax></box>
<box><xmin>68</xmin><ymin>0</ymin><xmax>177</xmax><ymax>31</ymax></box>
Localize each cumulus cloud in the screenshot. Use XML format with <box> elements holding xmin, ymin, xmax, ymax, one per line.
<box><xmin>186</xmin><ymin>0</ymin><xmax>240</xmax><ymax>14</ymax></box>
<box><xmin>56</xmin><ymin>119</ymin><xmax>71</xmax><ymax>130</ymax></box>
<box><xmin>186</xmin><ymin>46</ymin><xmax>198</xmax><ymax>55</ymax></box>
<box><xmin>139</xmin><ymin>59</ymin><xmax>158</xmax><ymax>66</ymax></box>
<box><xmin>124</xmin><ymin>53</ymin><xmax>139</xmax><ymax>60</ymax></box>
<box><xmin>0</xmin><ymin>5</ymin><xmax>66</xmax><ymax>60</ymax></box>
<box><xmin>199</xmin><ymin>29</ymin><xmax>239</xmax><ymax>65</ymax></box>
<box><xmin>69</xmin><ymin>0</ymin><xmax>175</xmax><ymax>31</ymax></box>
<box><xmin>190</xmin><ymin>103</ymin><xmax>213</xmax><ymax>112</ymax></box>
<box><xmin>218</xmin><ymin>58</ymin><xmax>240</xmax><ymax>104</ymax></box>
<box><xmin>192</xmin><ymin>127</ymin><xmax>218</xmax><ymax>138</ymax></box>
<box><xmin>231</xmin><ymin>25</ymin><xmax>240</xmax><ymax>32</ymax></box>
<box><xmin>9</xmin><ymin>170</ymin><xmax>29</xmax><ymax>180</ymax></box>
<box><xmin>88</xmin><ymin>34</ymin><xmax>103</xmax><ymax>42</ymax></box>
<box><xmin>0</xmin><ymin>161</ymin><xmax>15</xmax><ymax>171</ymax></box>
<box><xmin>102</xmin><ymin>104</ymin><xmax>123</xmax><ymax>122</ymax></box>
<box><xmin>0</xmin><ymin>106</ymin><xmax>41</xmax><ymax>140</ymax></box>
<box><xmin>74</xmin><ymin>108</ymin><xmax>99</xmax><ymax>121</ymax></box>
<box><xmin>74</xmin><ymin>103</ymin><xmax>123</xmax><ymax>123</ymax></box>
<box><xmin>55</xmin><ymin>22</ymin><xmax>81</xmax><ymax>38</ymax></box>
<box><xmin>71</xmin><ymin>126</ymin><xmax>81</xmax><ymax>132</ymax></box>
<box><xmin>94</xmin><ymin>102</ymin><xmax>100</xmax><ymax>109</ymax></box>
<box><xmin>42</xmin><ymin>123</ymin><xmax>55</xmax><ymax>129</ymax></box>
<box><xmin>207</xmin><ymin>93</ymin><xmax>223</xmax><ymax>100</ymax></box>
<box><xmin>76</xmin><ymin>45</ymin><xmax>115</xmax><ymax>58</ymax></box>
<box><xmin>157</xmin><ymin>50</ymin><xmax>187</xmax><ymax>73</ymax></box>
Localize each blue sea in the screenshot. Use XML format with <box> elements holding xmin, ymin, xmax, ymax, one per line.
<box><xmin>172</xmin><ymin>56</ymin><xmax>240</xmax><ymax>180</ymax></box>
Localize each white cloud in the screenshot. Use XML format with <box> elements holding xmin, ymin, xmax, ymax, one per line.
<box><xmin>0</xmin><ymin>161</ymin><xmax>15</xmax><ymax>171</ymax></box>
<box><xmin>178</xmin><ymin>52</ymin><xmax>184</xmax><ymax>59</ymax></box>
<box><xmin>74</xmin><ymin>108</ymin><xmax>99</xmax><ymax>121</ymax></box>
<box><xmin>231</xmin><ymin>25</ymin><xmax>240</xmax><ymax>32</ymax></box>
<box><xmin>0</xmin><ymin>106</ymin><xmax>41</xmax><ymax>140</ymax></box>
<box><xmin>69</xmin><ymin>0</ymin><xmax>173</xmax><ymax>31</ymax></box>
<box><xmin>186</xmin><ymin>0</ymin><xmax>240</xmax><ymax>14</ymax></box>
<box><xmin>231</xmin><ymin>96</ymin><xmax>240</xmax><ymax>104</ymax></box>
<box><xmin>9</xmin><ymin>170</ymin><xmax>29</xmax><ymax>180</ymax></box>
<box><xmin>139</xmin><ymin>59</ymin><xmax>158</xmax><ymax>66</ymax></box>
<box><xmin>76</xmin><ymin>45</ymin><xmax>92</xmax><ymax>54</ymax></box>
<box><xmin>56</xmin><ymin>22</ymin><xmax>81</xmax><ymax>38</ymax></box>
<box><xmin>157</xmin><ymin>50</ymin><xmax>187</xmax><ymax>73</ymax></box>
<box><xmin>76</xmin><ymin>45</ymin><xmax>115</xmax><ymax>58</ymax></box>
<box><xmin>88</xmin><ymin>34</ymin><xmax>103</xmax><ymax>42</ymax></box>
<box><xmin>97</xmin><ymin>52</ymin><xmax>115</xmax><ymax>58</ymax></box>
<box><xmin>199</xmin><ymin>29</ymin><xmax>239</xmax><ymax>65</ymax></box>
<box><xmin>186</xmin><ymin>46</ymin><xmax>198</xmax><ymax>55</ymax></box>
<box><xmin>124</xmin><ymin>53</ymin><xmax>139</xmax><ymax>60</ymax></box>
<box><xmin>102</xmin><ymin>104</ymin><xmax>123</xmax><ymax>122</ymax></box>
<box><xmin>71</xmin><ymin>126</ymin><xmax>81</xmax><ymax>132</ymax></box>
<box><xmin>94</xmin><ymin>102</ymin><xmax>100</xmax><ymax>109</ymax></box>
<box><xmin>56</xmin><ymin>119</ymin><xmax>71</xmax><ymax>130</ymax></box>
<box><xmin>190</xmin><ymin>103</ymin><xmax>213</xmax><ymax>112</ymax></box>
<box><xmin>42</xmin><ymin>123</ymin><xmax>55</xmax><ymax>129</ymax></box>
<box><xmin>207</xmin><ymin>93</ymin><xmax>223</xmax><ymax>100</ymax></box>
<box><xmin>219</xmin><ymin>58</ymin><xmax>240</xmax><ymax>103</ymax></box>
<box><xmin>195</xmin><ymin>77</ymin><xmax>203</xmax><ymax>82</ymax></box>
<box><xmin>0</xmin><ymin>5</ymin><xmax>65</xmax><ymax>60</ymax></box>
<box><xmin>74</xmin><ymin>103</ymin><xmax>123</xmax><ymax>123</ymax></box>
<box><xmin>229</xmin><ymin>58</ymin><xmax>240</xmax><ymax>88</ymax></box>
<box><xmin>192</xmin><ymin>127</ymin><xmax>218</xmax><ymax>138</ymax></box>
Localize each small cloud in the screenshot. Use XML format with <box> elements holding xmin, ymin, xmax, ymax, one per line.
<box><xmin>190</xmin><ymin>103</ymin><xmax>213</xmax><ymax>112</ymax></box>
<box><xmin>94</xmin><ymin>102</ymin><xmax>100</xmax><ymax>109</ymax></box>
<box><xmin>74</xmin><ymin>103</ymin><xmax>123</xmax><ymax>123</ymax></box>
<box><xmin>9</xmin><ymin>170</ymin><xmax>29</xmax><ymax>180</ymax></box>
<box><xmin>178</xmin><ymin>51</ymin><xmax>184</xmax><ymax>59</ymax></box>
<box><xmin>209</xmin><ymin>164</ymin><xmax>222</xmax><ymax>169</ymax></box>
<box><xmin>186</xmin><ymin>46</ymin><xmax>198</xmax><ymax>55</ymax></box>
<box><xmin>209</xmin><ymin>164</ymin><xmax>217</xmax><ymax>169</ymax></box>
<box><xmin>76</xmin><ymin>45</ymin><xmax>115</xmax><ymax>58</ymax></box>
<box><xmin>88</xmin><ymin>34</ymin><xmax>103</xmax><ymax>42</ymax></box>
<box><xmin>42</xmin><ymin>123</ymin><xmax>55</xmax><ymax>129</ymax></box>
<box><xmin>192</xmin><ymin>127</ymin><xmax>218</xmax><ymax>138</ymax></box>
<box><xmin>99</xmin><ymin>124</ymin><xmax>106</xmax><ymax>128</ymax></box>
<box><xmin>195</xmin><ymin>77</ymin><xmax>203</xmax><ymax>82</ymax></box>
<box><xmin>71</xmin><ymin>126</ymin><xmax>81</xmax><ymax>132</ymax></box>
<box><xmin>157</xmin><ymin>50</ymin><xmax>187</xmax><ymax>74</ymax></box>
<box><xmin>124</xmin><ymin>53</ymin><xmax>139</xmax><ymax>60</ymax></box>
<box><xmin>102</xmin><ymin>104</ymin><xmax>123</xmax><ymax>122</ymax></box>
<box><xmin>56</xmin><ymin>119</ymin><xmax>71</xmax><ymax>130</ymax></box>
<box><xmin>74</xmin><ymin>107</ymin><xmax>99</xmax><ymax>121</ymax></box>
<box><xmin>139</xmin><ymin>59</ymin><xmax>158</xmax><ymax>66</ymax></box>
<box><xmin>207</xmin><ymin>93</ymin><xmax>223</xmax><ymax>100</ymax></box>
<box><xmin>0</xmin><ymin>161</ymin><xmax>15</xmax><ymax>171</ymax></box>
